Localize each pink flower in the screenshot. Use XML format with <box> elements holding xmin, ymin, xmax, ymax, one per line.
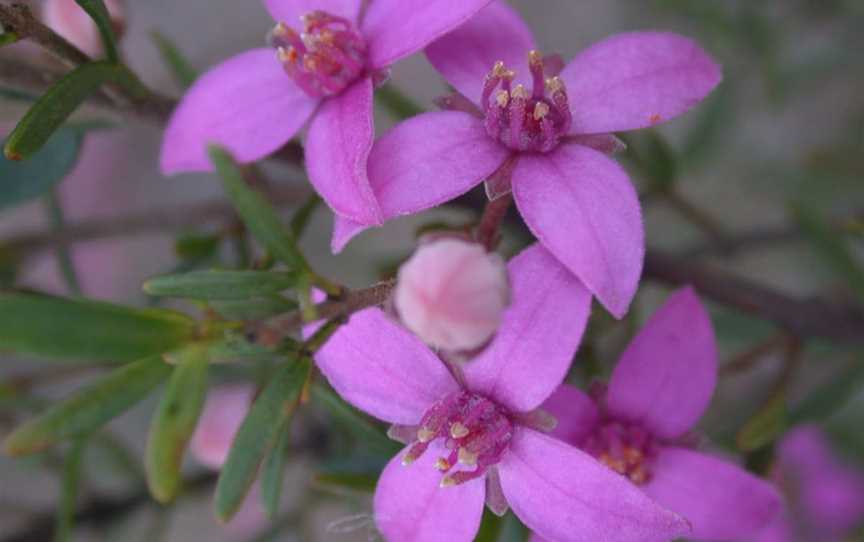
<box><xmin>754</xmin><ymin>426</ymin><xmax>864</xmax><ymax>542</ymax></box>
<box><xmin>334</xmin><ymin>2</ymin><xmax>721</xmax><ymax>317</ymax></box>
<box><xmin>160</xmin><ymin>0</ymin><xmax>493</xmax><ymax>228</ymax></box>
<box><xmin>394</xmin><ymin>237</ymin><xmax>510</xmax><ymax>352</ymax></box>
<box><xmin>41</xmin><ymin>0</ymin><xmax>125</xmax><ymax>57</ymax></box>
<box><xmin>536</xmin><ymin>287</ymin><xmax>781</xmax><ymax>541</ymax></box>
<box><xmin>313</xmin><ymin>244</ymin><xmax>690</xmax><ymax>542</ymax></box>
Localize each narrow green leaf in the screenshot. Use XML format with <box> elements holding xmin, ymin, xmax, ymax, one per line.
<box><xmin>0</xmin><ymin>32</ymin><xmax>20</xmax><ymax>48</ymax></box>
<box><xmin>290</xmin><ymin>194</ymin><xmax>322</xmax><ymax>238</ymax></box>
<box><xmin>0</xmin><ymin>86</ymin><xmax>38</xmax><ymax>103</ymax></box>
<box><xmin>44</xmin><ymin>189</ymin><xmax>82</xmax><ymax>294</ymax></box>
<box><xmin>312</xmin><ymin>383</ymin><xmax>398</xmax><ymax>454</ymax></box>
<box><xmin>375</xmin><ymin>84</ymin><xmax>424</xmax><ymax>119</ymax></box>
<box><xmin>73</xmin><ymin>0</ymin><xmax>119</xmax><ymax>61</ymax></box>
<box><xmin>143</xmin><ymin>270</ymin><xmax>299</xmax><ymax>300</ymax></box>
<box><xmin>215</xmin><ymin>358</ymin><xmax>310</xmax><ymax>521</ymax></box>
<box><xmin>4</xmin><ymin>62</ymin><xmax>142</xmax><ymax>160</ymax></box>
<box><xmin>174</xmin><ymin>233</ymin><xmax>220</xmax><ymax>261</ymax></box>
<box><xmin>0</xmin><ymin>293</ymin><xmax>197</xmax><ymax>363</ymax></box>
<box><xmin>260</xmin><ymin>416</ymin><xmax>292</xmax><ymax>518</ymax></box>
<box><xmin>4</xmin><ymin>356</ymin><xmax>172</xmax><ymax>455</ymax></box>
<box><xmin>620</xmin><ymin>129</ymin><xmax>678</xmax><ymax>189</ymax></box>
<box><xmin>207</xmin><ymin>332</ymin><xmax>281</xmax><ymax>363</ymax></box>
<box><xmin>209</xmin><ymin>297</ymin><xmax>297</xmax><ymax>321</ymax></box>
<box><xmin>737</xmin><ymin>391</ymin><xmax>788</xmax><ymax>452</ymax></box>
<box><xmin>792</xmin><ymin>203</ymin><xmax>864</xmax><ymax>303</ymax></box>
<box><xmin>312</xmin><ymin>471</ymin><xmax>377</xmax><ymax>493</ymax></box>
<box><xmin>150</xmin><ymin>31</ymin><xmax>198</xmax><ymax>88</ymax></box>
<box><xmin>789</xmin><ymin>362</ymin><xmax>864</xmax><ymax>425</ymax></box>
<box><xmin>208</xmin><ymin>146</ymin><xmax>307</xmax><ymax>271</ymax></box>
<box><xmin>146</xmin><ymin>345</ymin><xmax>209</xmax><ymax>503</ymax></box>
<box><xmin>475</xmin><ymin>508</ymin><xmax>505</xmax><ymax>542</ymax></box>
<box><xmin>0</xmin><ymin>127</ymin><xmax>83</xmax><ymax>210</ymax></box>
<box><xmin>55</xmin><ymin>438</ymin><xmax>87</xmax><ymax>542</ymax></box>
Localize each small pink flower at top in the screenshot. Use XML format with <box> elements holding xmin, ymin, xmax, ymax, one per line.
<box><xmin>313</xmin><ymin>243</ymin><xmax>690</xmax><ymax>542</ymax></box>
<box><xmin>334</xmin><ymin>1</ymin><xmax>721</xmax><ymax>318</ymax></box>
<box><xmin>754</xmin><ymin>425</ymin><xmax>864</xmax><ymax>542</ymax></box>
<box><xmin>394</xmin><ymin>237</ymin><xmax>510</xmax><ymax>352</ymax></box>
<box><xmin>41</xmin><ymin>0</ymin><xmax>125</xmax><ymax>57</ymax></box>
<box><xmin>534</xmin><ymin>287</ymin><xmax>781</xmax><ymax>542</ymax></box>
<box><xmin>160</xmin><ymin>0</ymin><xmax>494</xmax><ymax>230</ymax></box>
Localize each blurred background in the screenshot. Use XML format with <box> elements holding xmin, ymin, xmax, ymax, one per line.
<box><xmin>1</xmin><ymin>0</ymin><xmax>863</xmax><ymax>540</ymax></box>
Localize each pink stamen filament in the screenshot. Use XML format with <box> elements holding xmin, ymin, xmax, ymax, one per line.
<box><xmin>584</xmin><ymin>420</ymin><xmax>658</xmax><ymax>486</ymax></box>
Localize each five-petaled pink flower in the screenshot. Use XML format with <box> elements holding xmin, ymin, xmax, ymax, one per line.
<box><xmin>313</xmin><ymin>244</ymin><xmax>691</xmax><ymax>542</ymax></box>
<box><xmin>160</xmin><ymin>0</ymin><xmax>493</xmax><ymax>226</ymax></box>
<box><xmin>333</xmin><ymin>1</ymin><xmax>722</xmax><ymax>318</ymax></box>
<box><xmin>535</xmin><ymin>287</ymin><xmax>781</xmax><ymax>541</ymax></box>
<box><xmin>754</xmin><ymin>425</ymin><xmax>864</xmax><ymax>542</ymax></box>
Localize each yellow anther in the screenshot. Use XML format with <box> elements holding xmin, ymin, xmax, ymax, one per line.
<box><xmin>434</xmin><ymin>457</ymin><xmax>451</xmax><ymax>471</ymax></box>
<box><xmin>440</xmin><ymin>475</ymin><xmax>457</xmax><ymax>488</ymax></box>
<box><xmin>417</xmin><ymin>427</ymin><xmax>435</xmax><ymax>443</ymax></box>
<box><xmin>495</xmin><ymin>90</ymin><xmax>510</xmax><ymax>108</ymax></box>
<box><xmin>272</xmin><ymin>22</ymin><xmax>290</xmax><ymax>36</ymax></box>
<box><xmin>450</xmin><ymin>422</ymin><xmax>470</xmax><ymax>439</ymax></box>
<box><xmin>492</xmin><ymin>60</ymin><xmax>508</xmax><ymax>77</ymax></box>
<box><xmin>401</xmin><ymin>454</ymin><xmax>416</xmax><ymax>466</ymax></box>
<box><xmin>623</xmin><ymin>447</ymin><xmax>643</xmax><ymax>466</ymax></box>
<box><xmin>528</xmin><ymin>49</ymin><xmax>543</xmax><ymax>67</ymax></box>
<box><xmin>533</xmin><ymin>102</ymin><xmax>550</xmax><ymax>120</ymax></box>
<box><xmin>545</xmin><ymin>76</ymin><xmax>565</xmax><ymax>95</ymax></box>
<box><xmin>457</xmin><ymin>447</ymin><xmax>478</xmax><ymax>466</ymax></box>
<box><xmin>511</xmin><ymin>84</ymin><xmax>529</xmax><ymax>100</ymax></box>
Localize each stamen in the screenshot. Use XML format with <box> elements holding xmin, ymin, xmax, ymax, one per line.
<box><xmin>458</xmin><ymin>447</ymin><xmax>478</xmax><ymax>466</ymax></box>
<box><xmin>585</xmin><ymin>421</ymin><xmax>658</xmax><ymax>486</ymax></box>
<box><xmin>417</xmin><ymin>427</ymin><xmax>435</xmax><ymax>443</ymax></box>
<box><xmin>533</xmin><ymin>102</ymin><xmax>550</xmax><ymax>120</ymax></box>
<box><xmin>450</xmin><ymin>422</ymin><xmax>469</xmax><ymax>439</ymax></box>
<box><xmin>434</xmin><ymin>457</ymin><xmax>452</xmax><ymax>471</ymax></box>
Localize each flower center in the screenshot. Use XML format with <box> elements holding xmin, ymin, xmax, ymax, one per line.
<box><xmin>482</xmin><ymin>51</ymin><xmax>572</xmax><ymax>153</ymax></box>
<box><xmin>269</xmin><ymin>11</ymin><xmax>367</xmax><ymax>97</ymax></box>
<box><xmin>583</xmin><ymin>420</ymin><xmax>657</xmax><ymax>486</ymax></box>
<box><xmin>402</xmin><ymin>390</ymin><xmax>514</xmax><ymax>487</ymax></box>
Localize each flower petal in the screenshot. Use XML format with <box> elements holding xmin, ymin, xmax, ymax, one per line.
<box><xmin>605</xmin><ymin>287</ymin><xmax>717</xmax><ymax>439</ymax></box>
<box><xmin>160</xmin><ymin>49</ymin><xmax>318</xmax><ymax>174</ymax></box>
<box><xmin>462</xmin><ymin>244</ymin><xmax>591</xmax><ymax>413</ymax></box>
<box><xmin>304</xmin><ymin>77</ymin><xmax>381</xmax><ymax>224</ymax></box>
<box><xmin>541</xmin><ymin>384</ymin><xmax>599</xmax><ymax>446</ymax></box>
<box><xmin>190</xmin><ymin>384</ymin><xmax>254</xmax><ymax>469</ymax></box>
<box><xmin>374</xmin><ymin>441</ymin><xmax>486</xmax><ymax>542</ymax></box>
<box><xmin>498</xmin><ymin>428</ymin><xmax>690</xmax><ymax>542</ymax></box>
<box><xmin>330</xmin><ymin>214</ymin><xmax>367</xmax><ymax>253</ymax></box>
<box><xmin>559</xmin><ymin>32</ymin><xmax>722</xmax><ymax>134</ymax></box>
<box><xmin>367</xmin><ymin>111</ymin><xmax>509</xmax><ymax>220</ymax></box>
<box><xmin>643</xmin><ymin>447</ymin><xmax>781</xmax><ymax>540</ymax></box>
<box><xmin>362</xmin><ymin>0</ymin><xmax>494</xmax><ymax>69</ymax></box>
<box><xmin>314</xmin><ymin>307</ymin><xmax>458</xmax><ymax>424</ymax></box>
<box><xmin>512</xmin><ymin>143</ymin><xmax>643</xmax><ymax>318</ymax></box>
<box><xmin>426</xmin><ymin>1</ymin><xmax>536</xmax><ymax>104</ymax></box>
<box><xmin>264</xmin><ymin>0</ymin><xmax>362</xmax><ymax>26</ymax></box>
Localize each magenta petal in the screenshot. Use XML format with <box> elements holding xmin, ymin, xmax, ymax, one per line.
<box><xmin>264</xmin><ymin>0</ymin><xmax>362</xmax><ymax>26</ymax></box>
<box><xmin>560</xmin><ymin>32</ymin><xmax>722</xmax><ymax>134</ymax></box>
<box><xmin>362</xmin><ymin>0</ymin><xmax>494</xmax><ymax>69</ymax></box>
<box><xmin>512</xmin><ymin>143</ymin><xmax>643</xmax><ymax>318</ymax></box>
<box><xmin>374</xmin><ymin>441</ymin><xmax>486</xmax><ymax>542</ymax></box>
<box><xmin>462</xmin><ymin>244</ymin><xmax>591</xmax><ymax>413</ymax></box>
<box><xmin>643</xmin><ymin>447</ymin><xmax>781</xmax><ymax>540</ymax></box>
<box><xmin>368</xmin><ymin>111</ymin><xmax>510</xmax><ymax>220</ymax></box>
<box><xmin>160</xmin><ymin>49</ymin><xmax>318</xmax><ymax>174</ymax></box>
<box><xmin>426</xmin><ymin>1</ymin><xmax>536</xmax><ymax>104</ymax></box>
<box><xmin>330</xmin><ymin>214</ymin><xmax>367</xmax><ymax>253</ymax></box>
<box><xmin>499</xmin><ymin>428</ymin><xmax>690</xmax><ymax>542</ymax></box>
<box><xmin>541</xmin><ymin>384</ymin><xmax>599</xmax><ymax>446</ymax></box>
<box><xmin>314</xmin><ymin>307</ymin><xmax>458</xmax><ymax>424</ymax></box>
<box><xmin>305</xmin><ymin>77</ymin><xmax>381</xmax><ymax>224</ymax></box>
<box><xmin>605</xmin><ymin>287</ymin><xmax>717</xmax><ymax>439</ymax></box>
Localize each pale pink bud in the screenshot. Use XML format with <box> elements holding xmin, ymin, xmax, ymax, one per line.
<box><xmin>41</xmin><ymin>0</ymin><xmax>125</xmax><ymax>57</ymax></box>
<box><xmin>190</xmin><ymin>384</ymin><xmax>253</xmax><ymax>469</ymax></box>
<box><xmin>394</xmin><ymin>238</ymin><xmax>510</xmax><ymax>352</ymax></box>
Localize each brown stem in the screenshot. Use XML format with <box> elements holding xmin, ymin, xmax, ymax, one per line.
<box><xmin>0</xmin><ymin>3</ymin><xmax>89</xmax><ymax>66</ymax></box>
<box><xmin>664</xmin><ymin>188</ymin><xmax>732</xmax><ymax>253</ymax></box>
<box><xmin>475</xmin><ymin>194</ymin><xmax>513</xmax><ymax>250</ymax></box>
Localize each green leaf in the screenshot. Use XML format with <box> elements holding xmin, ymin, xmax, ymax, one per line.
<box><xmin>208</xmin><ymin>146</ymin><xmax>307</xmax><ymax>271</ymax></box>
<box><xmin>215</xmin><ymin>358</ymin><xmax>310</xmax><ymax>521</ymax></box>
<box><xmin>789</xmin><ymin>362</ymin><xmax>864</xmax><ymax>424</ymax></box>
<box><xmin>0</xmin><ymin>127</ymin><xmax>83</xmax><ymax>211</ymax></box>
<box><xmin>143</xmin><ymin>270</ymin><xmax>299</xmax><ymax>300</ymax></box>
<box><xmin>0</xmin><ymin>86</ymin><xmax>38</xmax><ymax>103</ymax></box>
<box><xmin>146</xmin><ymin>345</ymin><xmax>209</xmax><ymax>503</ymax></box>
<box><xmin>312</xmin><ymin>471</ymin><xmax>377</xmax><ymax>493</ymax></box>
<box><xmin>0</xmin><ymin>32</ymin><xmax>20</xmax><ymax>48</ymax></box>
<box><xmin>476</xmin><ymin>508</ymin><xmax>505</xmax><ymax>542</ymax></box>
<box><xmin>290</xmin><ymin>194</ymin><xmax>322</xmax><ymax>238</ymax></box>
<box><xmin>73</xmin><ymin>0</ymin><xmax>119</xmax><ymax>62</ymax></box>
<box><xmin>311</xmin><ymin>383</ymin><xmax>398</xmax><ymax>454</ymax></box>
<box><xmin>0</xmin><ymin>293</ymin><xmax>197</xmax><ymax>363</ymax></box>
<box><xmin>792</xmin><ymin>203</ymin><xmax>864</xmax><ymax>303</ymax></box>
<box><xmin>260</xmin><ymin>416</ymin><xmax>292</xmax><ymax>519</ymax></box>
<box><xmin>737</xmin><ymin>391</ymin><xmax>788</xmax><ymax>452</ymax></box>
<box><xmin>4</xmin><ymin>356</ymin><xmax>172</xmax><ymax>455</ymax></box>
<box><xmin>375</xmin><ymin>84</ymin><xmax>424</xmax><ymax>119</ymax></box>
<box><xmin>150</xmin><ymin>31</ymin><xmax>198</xmax><ymax>88</ymax></box>
<box><xmin>174</xmin><ymin>233</ymin><xmax>220</xmax><ymax>262</ymax></box>
<box><xmin>209</xmin><ymin>297</ymin><xmax>297</xmax><ymax>321</ymax></box>
<box><xmin>207</xmin><ymin>332</ymin><xmax>282</xmax><ymax>363</ymax></box>
<box><xmin>620</xmin><ymin>129</ymin><xmax>678</xmax><ymax>189</ymax></box>
<box><xmin>56</xmin><ymin>438</ymin><xmax>87</xmax><ymax>542</ymax></box>
<box><xmin>3</xmin><ymin>62</ymin><xmax>142</xmax><ymax>160</ymax></box>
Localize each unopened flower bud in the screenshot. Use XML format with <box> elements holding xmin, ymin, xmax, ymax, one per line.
<box><xmin>42</xmin><ymin>0</ymin><xmax>125</xmax><ymax>58</ymax></box>
<box><xmin>190</xmin><ymin>384</ymin><xmax>253</xmax><ymax>469</ymax></box>
<box><xmin>394</xmin><ymin>238</ymin><xmax>510</xmax><ymax>352</ymax></box>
